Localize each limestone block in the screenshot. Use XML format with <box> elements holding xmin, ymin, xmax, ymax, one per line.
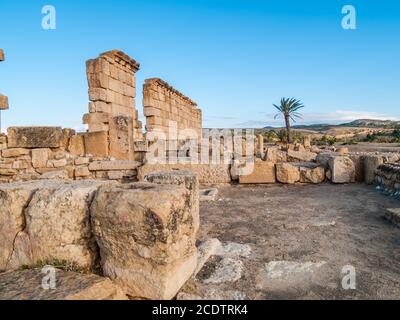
<box><xmin>239</xmin><ymin>160</ymin><xmax>276</xmax><ymax>184</ymax></box>
<box><xmin>106</xmin><ymin>171</ymin><xmax>124</xmax><ymax>180</ymax></box>
<box><xmin>0</xmin><ymin>269</ymin><xmax>127</xmax><ymax>300</ymax></box>
<box><xmin>328</xmin><ymin>156</ymin><xmax>355</xmax><ymax>184</ymax></box>
<box><xmin>84</xmin><ymin>131</ymin><xmax>109</xmax><ymax>157</ymax></box>
<box><xmin>316</xmin><ymin>153</ymin><xmax>338</xmax><ymax>169</ymax></box>
<box><xmin>0</xmin><ymin>168</ymin><xmax>18</xmax><ymax>176</ymax></box>
<box><xmin>298</xmin><ymin>163</ymin><xmax>325</xmax><ymax>184</ymax></box>
<box><xmin>0</xmin><ymin>180</ymin><xmax>113</xmax><ymax>271</ymax></box>
<box><xmin>68</xmin><ymin>135</ymin><xmax>86</xmax><ymax>156</ymax></box>
<box><xmin>287</xmin><ymin>149</ymin><xmax>317</xmax><ymax>162</ymax></box>
<box><xmin>144</xmin><ymin>170</ymin><xmax>200</xmax><ymax>235</ymax></box>
<box><xmin>364</xmin><ymin>155</ymin><xmax>384</xmax><ymax>185</ymax></box>
<box><xmin>109</xmin><ymin>116</ymin><xmax>134</xmax><ymax>160</ymax></box>
<box><xmin>83</xmin><ymin>112</ymin><xmax>110</xmax><ymax>125</ymax></box>
<box><xmin>276</xmin><ymin>163</ymin><xmax>301</xmax><ymax>184</ymax></box>
<box><xmin>47</xmin><ymin>159</ymin><xmax>67</xmax><ymax>168</ymax></box>
<box><xmin>75</xmin><ymin>157</ymin><xmax>90</xmax><ymax>166</ymax></box>
<box><xmin>265</xmin><ymin>147</ymin><xmax>287</xmax><ymax>163</ymax></box>
<box><xmin>91</xmin><ymin>182</ymin><xmax>198</xmax><ymax>299</ymax></box>
<box><xmin>75</xmin><ymin>166</ymin><xmax>90</xmax><ymax>178</ymax></box>
<box><xmin>12</xmin><ymin>160</ymin><xmax>30</xmax><ymax>170</ymax></box>
<box><xmin>138</xmin><ymin>164</ymin><xmax>231</xmax><ymax>184</ymax></box>
<box><xmin>31</xmin><ymin>148</ymin><xmax>50</xmax><ymax>168</ymax></box>
<box><xmin>2</xmin><ymin>148</ymin><xmax>30</xmax><ymax>158</ymax></box>
<box><xmin>88</xmin><ymin>160</ymin><xmax>140</xmax><ymax>171</ymax></box>
<box><xmin>7</xmin><ymin>127</ymin><xmax>63</xmax><ymax>148</ymax></box>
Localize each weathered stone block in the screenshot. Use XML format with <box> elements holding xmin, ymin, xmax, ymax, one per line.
<box><xmin>0</xmin><ymin>180</ymin><xmax>113</xmax><ymax>271</ymax></box>
<box><xmin>31</xmin><ymin>148</ymin><xmax>50</xmax><ymax>168</ymax></box>
<box><xmin>239</xmin><ymin>160</ymin><xmax>276</xmax><ymax>184</ymax></box>
<box><xmin>91</xmin><ymin>181</ymin><xmax>198</xmax><ymax>299</ymax></box>
<box><xmin>265</xmin><ymin>147</ymin><xmax>287</xmax><ymax>163</ymax></box>
<box><xmin>287</xmin><ymin>149</ymin><xmax>317</xmax><ymax>162</ymax></box>
<box><xmin>298</xmin><ymin>163</ymin><xmax>325</xmax><ymax>184</ymax></box>
<box><xmin>138</xmin><ymin>164</ymin><xmax>231</xmax><ymax>184</ymax></box>
<box><xmin>68</xmin><ymin>135</ymin><xmax>85</xmax><ymax>156</ymax></box>
<box><xmin>0</xmin><ymin>269</ymin><xmax>127</xmax><ymax>300</ymax></box>
<box><xmin>75</xmin><ymin>166</ymin><xmax>90</xmax><ymax>178</ymax></box>
<box><xmin>7</xmin><ymin>127</ymin><xmax>63</xmax><ymax>148</ymax></box>
<box><xmin>2</xmin><ymin>148</ymin><xmax>30</xmax><ymax>158</ymax></box>
<box><xmin>84</xmin><ymin>131</ymin><xmax>109</xmax><ymax>157</ymax></box>
<box><xmin>328</xmin><ymin>156</ymin><xmax>355</xmax><ymax>184</ymax></box>
<box><xmin>276</xmin><ymin>163</ymin><xmax>301</xmax><ymax>184</ymax></box>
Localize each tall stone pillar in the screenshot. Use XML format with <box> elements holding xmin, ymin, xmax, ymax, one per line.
<box><xmin>83</xmin><ymin>50</ymin><xmax>144</xmax><ymax>160</ymax></box>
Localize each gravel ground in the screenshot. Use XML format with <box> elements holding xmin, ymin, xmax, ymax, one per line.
<box><xmin>181</xmin><ymin>183</ymin><xmax>400</xmax><ymax>300</ymax></box>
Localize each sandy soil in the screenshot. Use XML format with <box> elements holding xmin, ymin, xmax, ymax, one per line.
<box><xmin>182</xmin><ymin>183</ymin><xmax>400</xmax><ymax>300</ymax></box>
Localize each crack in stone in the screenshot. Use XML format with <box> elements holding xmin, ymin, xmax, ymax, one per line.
<box><xmin>5</xmin><ymin>188</ymin><xmax>39</xmax><ymax>270</ymax></box>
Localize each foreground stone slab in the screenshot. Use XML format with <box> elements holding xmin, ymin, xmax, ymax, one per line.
<box><xmin>91</xmin><ymin>180</ymin><xmax>198</xmax><ymax>299</ymax></box>
<box><xmin>0</xmin><ymin>180</ymin><xmax>113</xmax><ymax>272</ymax></box>
<box><xmin>328</xmin><ymin>156</ymin><xmax>355</xmax><ymax>184</ymax></box>
<box><xmin>0</xmin><ymin>269</ymin><xmax>127</xmax><ymax>300</ymax></box>
<box><xmin>7</xmin><ymin>127</ymin><xmax>63</xmax><ymax>148</ymax></box>
<box><xmin>239</xmin><ymin>160</ymin><xmax>276</xmax><ymax>184</ymax></box>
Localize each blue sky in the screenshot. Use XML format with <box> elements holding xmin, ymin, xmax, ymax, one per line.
<box><xmin>0</xmin><ymin>0</ymin><xmax>399</xmax><ymax>130</ymax></box>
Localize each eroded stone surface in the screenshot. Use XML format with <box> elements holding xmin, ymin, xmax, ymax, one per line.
<box><xmin>0</xmin><ymin>180</ymin><xmax>113</xmax><ymax>272</ymax></box>
<box><xmin>91</xmin><ymin>179</ymin><xmax>199</xmax><ymax>299</ymax></box>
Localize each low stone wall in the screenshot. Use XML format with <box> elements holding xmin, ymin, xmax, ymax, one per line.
<box><xmin>0</xmin><ymin>171</ymin><xmax>200</xmax><ymax>300</ymax></box>
<box><xmin>0</xmin><ymin>127</ymin><xmax>142</xmax><ymax>183</ymax></box>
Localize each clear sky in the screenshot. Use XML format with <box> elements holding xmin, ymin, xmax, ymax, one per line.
<box><xmin>0</xmin><ymin>0</ymin><xmax>399</xmax><ymax>131</ymax></box>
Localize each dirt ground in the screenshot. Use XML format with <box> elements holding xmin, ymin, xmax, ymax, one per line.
<box><xmin>182</xmin><ymin>183</ymin><xmax>400</xmax><ymax>300</ymax></box>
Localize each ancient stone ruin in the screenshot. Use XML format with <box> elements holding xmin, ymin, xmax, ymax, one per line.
<box><xmin>1</xmin><ymin>48</ymin><xmax>400</xmax><ymax>300</ymax></box>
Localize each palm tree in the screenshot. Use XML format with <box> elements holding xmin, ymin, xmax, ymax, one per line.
<box><xmin>273</xmin><ymin>98</ymin><xmax>305</xmax><ymax>144</ymax></box>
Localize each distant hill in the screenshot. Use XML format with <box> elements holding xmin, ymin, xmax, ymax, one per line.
<box><xmin>340</xmin><ymin>119</ymin><xmax>400</xmax><ymax>128</ymax></box>
<box><xmin>265</xmin><ymin>119</ymin><xmax>400</xmax><ymax>130</ymax></box>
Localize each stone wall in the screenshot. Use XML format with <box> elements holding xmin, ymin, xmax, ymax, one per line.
<box><xmin>84</xmin><ymin>50</ymin><xmax>144</xmax><ymax>161</ymax></box>
<box><xmin>0</xmin><ymin>127</ymin><xmax>140</xmax><ymax>183</ymax></box>
<box><xmin>143</xmin><ymin>78</ymin><xmax>202</xmax><ymax>140</ymax></box>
